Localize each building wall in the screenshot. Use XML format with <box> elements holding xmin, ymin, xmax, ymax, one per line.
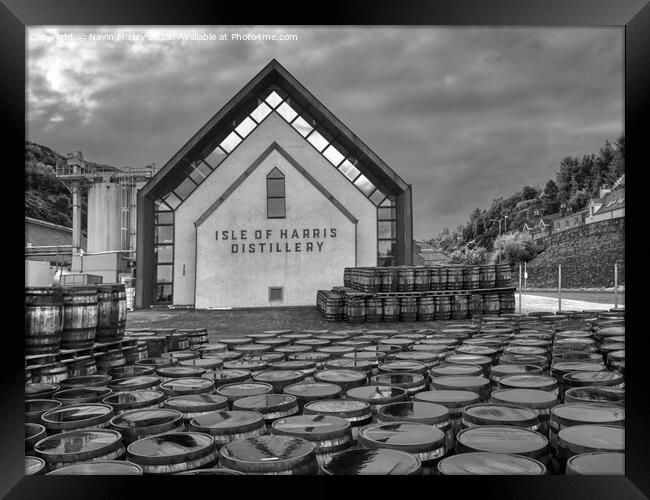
<box><xmin>195</xmin><ymin>148</ymin><xmax>357</xmax><ymax>308</ymax></box>
<box><xmin>585</xmin><ymin>207</ymin><xmax>625</xmax><ymax>225</ymax></box>
<box><xmin>87</xmin><ymin>182</ymin><xmax>122</xmax><ymax>252</ymax></box>
<box><xmin>173</xmin><ymin>113</ymin><xmax>377</xmax><ymax>306</ymax></box>
<box><xmin>25</xmin><ymin>260</ymin><xmax>57</xmax><ymax>287</ymax></box>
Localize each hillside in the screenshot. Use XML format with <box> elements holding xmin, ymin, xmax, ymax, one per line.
<box><xmin>24</xmin><ymin>141</ymin><xmax>120</xmax><ymax>229</ymax></box>
<box><xmin>525</xmin><ymin>218</ymin><xmax>625</xmax><ymax>288</ymax></box>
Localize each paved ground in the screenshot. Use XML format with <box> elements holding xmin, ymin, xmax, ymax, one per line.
<box><xmin>520</xmin><ymin>291</ymin><xmax>624</xmax><ymax>305</ymax></box>
<box><xmin>126</xmin><ymin>294</ymin><xmax>620</xmax><ymax>341</ymax></box>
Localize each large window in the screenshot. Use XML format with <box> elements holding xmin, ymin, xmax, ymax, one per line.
<box><xmin>267</xmin><ymin>167</ymin><xmax>286</xmax><ymax>218</ymax></box>
<box><xmin>377</xmin><ymin>196</ymin><xmax>397</xmax><ymax>266</ymax></box>
<box><xmin>153</xmin><ymin>200</ymin><xmax>174</xmax><ymax>304</ymax></box>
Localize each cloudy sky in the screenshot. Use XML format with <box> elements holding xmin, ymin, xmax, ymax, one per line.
<box><xmin>27</xmin><ymin>26</ymin><xmax>623</xmax><ymax>238</ymax></box>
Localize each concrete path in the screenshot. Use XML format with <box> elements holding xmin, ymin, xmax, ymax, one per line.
<box><xmin>517</xmin><ymin>293</ymin><xmax>615</xmax><ymax>314</ymax></box>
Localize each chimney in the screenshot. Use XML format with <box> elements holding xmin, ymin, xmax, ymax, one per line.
<box><xmin>599</xmin><ymin>187</ymin><xmax>611</xmax><ymax>198</ymax></box>
<box><xmin>559</xmin><ymin>203</ymin><xmax>567</xmax><ymax>217</ymax></box>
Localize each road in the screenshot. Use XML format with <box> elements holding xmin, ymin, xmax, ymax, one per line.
<box><xmin>521</xmin><ymin>291</ymin><xmax>624</xmax><ymax>305</ymax></box>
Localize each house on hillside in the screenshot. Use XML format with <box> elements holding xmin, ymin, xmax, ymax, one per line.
<box><xmin>413</xmin><ymin>240</ymin><xmax>450</xmax><ymax>265</ymax></box>
<box><xmin>553</xmin><ymin>204</ymin><xmax>587</xmax><ymax>234</ymax></box>
<box><xmin>522</xmin><ymin>210</ymin><xmax>560</xmax><ymax>241</ymax></box>
<box><xmin>584</xmin><ymin>187</ymin><xmax>625</xmax><ymax>224</ymax></box>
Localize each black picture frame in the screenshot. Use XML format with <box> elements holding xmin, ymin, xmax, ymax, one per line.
<box><xmin>5</xmin><ymin>0</ymin><xmax>648</xmax><ymax>498</ymax></box>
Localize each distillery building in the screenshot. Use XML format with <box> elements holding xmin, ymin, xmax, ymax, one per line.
<box><xmin>136</xmin><ymin>59</ymin><xmax>413</xmax><ymax>309</ymax></box>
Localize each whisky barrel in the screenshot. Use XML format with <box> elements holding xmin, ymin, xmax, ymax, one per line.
<box><xmin>26</xmin><ymin>399</ymin><xmax>62</xmax><ymax>424</ymax></box>
<box><xmin>483</xmin><ymin>293</ymin><xmax>501</xmax><ymax>316</ymax></box>
<box><xmin>556</xmin><ymin>425</ymin><xmax>623</xmax><ymax>473</ymax></box>
<box><xmin>127</xmin><ymin>432</ymin><xmax>219</xmax><ymax>474</ymax></box>
<box><xmin>178</xmin><ymin>328</ymin><xmax>209</xmax><ymax>347</ymax></box>
<box><xmin>414</xmin><ymin>267</ymin><xmax>430</xmax><ymax>291</ymax></box>
<box><xmin>479</xmin><ymin>265</ymin><xmax>496</xmax><ymax>289</ymax></box>
<box><xmin>219</xmin><ymin>435</ymin><xmax>318</xmax><ymax>474</ymax></box>
<box><xmin>156</xmin><ymin>366</ymin><xmax>205</xmax><ymax>380</ymax></box>
<box><xmin>46</xmin><ymin>460</ymin><xmax>143</xmax><ymax>475</ymax></box>
<box><xmin>371</xmin><ymin>373</ymin><xmax>427</xmax><ymax>397</ymax></box>
<box><xmin>103</xmin><ymin>390</ymin><xmax>166</xmax><ymax>414</ymax></box>
<box><xmin>25</xmin><ymin>456</ymin><xmax>46</xmax><ymax>475</ymax></box>
<box><xmin>431</xmin><ymin>375</ymin><xmax>491</xmax><ymax>402</ymax></box>
<box><xmin>61</xmin><ymin>286</ymin><xmax>98</xmax><ymax>349</ymax></box>
<box><xmin>322</xmin><ymin>448</ymin><xmax>422</xmax><ymax>475</ymax></box>
<box><xmin>207</xmin><ymin>369</ymin><xmax>252</xmax><ymax>388</ymax></box>
<box><xmin>428</xmin><ymin>266</ymin><xmax>443</xmax><ymax>291</ymax></box>
<box><xmin>63</xmin><ymin>356</ymin><xmax>97</xmax><ymax>377</ymax></box>
<box><xmin>345</xmin><ymin>294</ymin><xmax>367</xmax><ymax>324</ymax></box>
<box><xmin>216</xmin><ymin>382</ymin><xmax>274</xmax><ymax>406</ymax></box>
<box><xmin>397</xmin><ymin>266</ymin><xmax>415</xmax><ymax>292</ymax></box>
<box><xmin>495</xmin><ymin>264</ymin><xmax>512</xmax><ymax>288</ymax></box>
<box><xmin>345</xmin><ymin>385</ymin><xmax>409</xmax><ymax>415</ymax></box>
<box><xmin>324</xmin><ymin>293</ymin><xmax>344</xmax><ymax>322</ymax></box>
<box><xmin>365</xmin><ymin>296</ymin><xmax>383</xmax><ymax>323</ymax></box>
<box><xmin>60</xmin><ymin>374</ymin><xmax>112</xmax><ymax>388</ymax></box>
<box><xmin>109</xmin><ymin>408</ymin><xmax>185</xmax><ymax>444</ymax></box>
<box><xmin>166</xmin><ymin>333</ymin><xmax>190</xmax><ymax>352</ymax></box>
<box><xmin>399</xmin><ymin>296</ymin><xmax>418</xmax><ymax>322</ymax></box>
<box><xmin>490</xmin><ymin>388</ymin><xmax>558</xmax><ymax>435</ymax></box>
<box><xmin>499</xmin><ymin>292</ymin><xmax>516</xmax><ymax>314</ymax></box>
<box><xmin>549</xmin><ymin>403</ymin><xmax>624</xmax><ymax>454</ymax></box>
<box><xmin>563</xmin><ymin>386</ymin><xmax>624</xmax><ymax>405</ymax></box>
<box><xmin>456</xmin><ymin>426</ymin><xmax>550</xmax><ymax>467</ymax></box>
<box><xmin>232</xmin><ymin>394</ymin><xmax>299</xmax><ymax>423</ymax></box>
<box><xmin>470</xmin><ymin>293</ymin><xmax>484</xmax><ymax>318</ymax></box>
<box><xmin>53</xmin><ymin>387</ymin><xmax>113</xmax><ymax>405</ymax></box>
<box><xmin>464</xmin><ymin>266</ymin><xmax>480</xmax><ymax>290</ymax></box>
<box><xmin>26</xmin><ymin>382</ymin><xmax>60</xmax><ymax>400</ymax></box>
<box><xmin>41</xmin><ymin>403</ymin><xmax>115</xmax><ymax>433</ymax></box>
<box><xmin>283</xmin><ymin>382</ymin><xmax>342</xmax><ymax>410</ymax></box>
<box><xmin>314</xmin><ymin>369</ymin><xmax>367</xmax><ymax>393</ymax></box>
<box><xmin>434</xmin><ymin>296</ymin><xmax>451</xmax><ymax>321</ymax></box>
<box><xmin>437</xmin><ymin>452</ymin><xmax>546</xmax><ymax>475</ymax></box>
<box><xmin>163</xmin><ymin>394</ymin><xmax>229</xmax><ymax>422</ymax></box>
<box><xmin>450</xmin><ymin>295</ymin><xmax>469</xmax><ymax>320</ymax></box>
<box><xmin>95</xmin><ymin>350</ymin><xmax>127</xmax><ymax>374</ymax></box>
<box><xmin>26</xmin><ymin>423</ymin><xmax>47</xmax><ymax>451</ymax></box>
<box><xmin>135</xmin><ymin>357</ymin><xmax>178</xmax><ymax>369</ymax></box>
<box><xmin>25</xmin><ymin>287</ymin><xmax>64</xmax><ymax>355</ymax></box>
<box><xmin>95</xmin><ymin>284</ymin><xmax>126</xmax><ymax>341</ymax></box>
<box><xmin>159</xmin><ymin>377</ymin><xmax>215</xmax><ymax>397</ymax></box>
<box><xmin>446</xmin><ymin>266</ymin><xmax>464</xmax><ymax>291</ymax></box>
<box><xmin>136</xmin><ymin>336</ymin><xmax>167</xmax><ymax>358</ymax></box>
<box><xmin>461</xmin><ymin>403</ymin><xmax>542</xmax><ymax>433</ymax></box>
<box><xmin>417</xmin><ymin>296</ymin><xmax>435</xmax><ymax>321</ymax></box>
<box><xmin>566</xmin><ymin>452</ymin><xmax>624</xmax><ymax>475</ymax></box>
<box><xmin>161</xmin><ymin>350</ymin><xmax>200</xmax><ymax>362</ymax></box>
<box><xmin>382</xmin><ymin>296</ymin><xmax>401</xmax><ymax>322</ymax></box>
<box><xmin>35</xmin><ymin>429</ymin><xmax>125</xmax><ymax>471</ymax></box>
<box><xmin>188</xmin><ymin>410</ymin><xmax>266</xmax><ymax>448</ymax></box>
<box><xmin>414</xmin><ymin>390</ymin><xmax>480</xmax><ymax>435</ymax></box>
<box><xmin>31</xmin><ymin>363</ymin><xmax>69</xmax><ymax>384</ymax></box>
<box><xmin>124</xmin><ymin>343</ymin><xmax>149</xmax><ymax>364</ymax></box>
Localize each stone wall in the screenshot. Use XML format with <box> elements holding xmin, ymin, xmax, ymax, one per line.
<box><xmin>526</xmin><ymin>218</ymin><xmax>625</xmax><ymax>288</ymax></box>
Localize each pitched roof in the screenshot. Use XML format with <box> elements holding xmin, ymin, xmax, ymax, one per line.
<box><xmin>25</xmin><ymin>217</ymin><xmax>87</xmax><ymax>249</ymax></box>
<box><xmin>594</xmin><ymin>187</ymin><xmax>625</xmax><ymax>215</ymax></box>
<box><xmin>140</xmin><ymin>59</ymin><xmax>409</xmax><ymax>202</ymax></box>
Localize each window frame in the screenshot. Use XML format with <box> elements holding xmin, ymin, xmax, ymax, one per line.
<box><xmin>266</xmin><ymin>167</ymin><xmax>286</xmax><ymax>219</ymax></box>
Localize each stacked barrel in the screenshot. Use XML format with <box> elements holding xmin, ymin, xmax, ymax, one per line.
<box><xmin>26</xmin><ymin>308</ymin><xmax>624</xmax><ymax>475</ymax></box>
<box><xmin>318</xmin><ymin>263</ymin><xmax>515</xmax><ymax>323</ymax></box>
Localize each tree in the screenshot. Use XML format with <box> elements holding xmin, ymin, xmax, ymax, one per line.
<box><xmin>491</xmin><ymin>231</ymin><xmax>539</xmax><ymax>265</ymax></box>
<box><xmin>521</xmin><ymin>186</ymin><xmax>538</xmax><ymax>200</ymax></box>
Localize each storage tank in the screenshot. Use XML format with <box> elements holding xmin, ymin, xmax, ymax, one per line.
<box><xmin>87</xmin><ymin>182</ymin><xmax>122</xmax><ymax>252</ymax></box>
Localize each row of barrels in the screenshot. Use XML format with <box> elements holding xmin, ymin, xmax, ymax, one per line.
<box><xmin>25</xmin><ymin>284</ymin><xmax>127</xmax><ymax>355</ymax></box>
<box><xmin>26</xmin><ymin>312</ymin><xmax>623</xmax><ymax>475</ymax></box>
<box><xmin>25</xmin><ymin>328</ymin><xmax>210</xmax><ymax>385</ymax></box>
<box><xmin>343</xmin><ymin>264</ymin><xmax>512</xmax><ymax>293</ymax></box>
<box><xmin>317</xmin><ymin>290</ymin><xmax>516</xmax><ymax>323</ymax></box>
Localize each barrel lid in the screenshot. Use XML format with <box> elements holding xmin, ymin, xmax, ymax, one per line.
<box><xmin>325</xmin><ymin>358</ymin><xmax>372</xmax><ymax>371</ymax></box>
<box><xmin>270</xmin><ymin>360</ymin><xmax>316</xmax><ymax>371</ymax></box>
<box><xmin>345</xmin><ymin>385</ymin><xmax>408</xmax><ymax>403</ymax></box>
<box><xmin>109</xmin><ymin>375</ymin><xmax>160</xmax><ymax>390</ymax></box>
<box><xmin>499</xmin><ymin>354</ymin><xmax>549</xmax><ymax>365</ymax></box>
<box><xmin>564</xmin><ymin>386</ymin><xmax>625</xmax><ymax>405</ymax></box>
<box><xmin>317</xmin><ymin>346</ymin><xmax>356</xmax><ymax>355</ymax></box>
<box><xmin>47</xmin><ymin>459</ymin><xmax>143</xmax><ymax>475</ymax></box>
<box><xmin>303</xmin><ymin>399</ymin><xmax>371</xmax><ymax>419</ymax></box>
<box><xmin>295</xmin><ymin>339</ymin><xmax>330</xmax><ymax>346</ymax></box>
<box><xmin>418</xmin><ymin>339</ymin><xmax>457</xmax><ymax>347</ymax></box>
<box><xmin>437</xmin><ymin>452</ymin><xmax>546</xmax><ymax>475</ymax></box>
<box><xmin>456</xmin><ymin>345</ymin><xmax>498</xmax><ymax>357</ymax></box>
<box><xmin>301</xmin><ymin>329</ymin><xmax>330</xmax><ymax>335</ymax></box>
<box><xmin>254</xmin><ymin>370</ymin><xmax>304</xmax><ymax>383</ymax></box>
<box><xmin>108</xmin><ymin>365</ymin><xmax>156</xmax><ymax>378</ymax></box>
<box><xmin>177</xmin><ymin>328</ymin><xmax>207</xmax><ymax>334</ymax></box>
<box><xmin>509</xmin><ymin>338</ymin><xmax>552</xmax><ymax>347</ymax></box>
<box><xmin>219</xmin><ymin>435</ymin><xmax>315</xmax><ymax>472</ymax></box>
<box><xmin>414</xmin><ymin>390</ymin><xmax>480</xmax><ymax>408</ymax></box>
<box><xmin>232</xmin><ymin>394</ymin><xmax>298</xmax><ymax>413</ymax></box>
<box><xmin>272</xmin><ymin>414</ymin><xmax>351</xmax><ymax>441</ymax></box>
<box><xmin>430</xmin><ymin>365</ymin><xmax>482</xmax><ymax>377</ymax></box>
<box><xmin>283</xmin><ymin>382</ymin><xmax>342</xmax><ymax>399</ymax></box>
<box><xmin>189</xmin><ymin>410</ymin><xmax>265</xmax><ymax>434</ymax></box>
<box><xmin>314</xmin><ymin>369</ymin><xmax>366</xmax><ymax>384</ymax></box>
<box><xmin>223</xmin><ymin>359</ymin><xmax>268</xmax><ymax>371</ymax></box>
<box><xmin>179</xmin><ymin>358</ymin><xmax>223</xmax><ymax>370</ymax></box>
<box><xmin>53</xmin><ymin>387</ymin><xmax>112</xmax><ymax>403</ymax></box>
<box><xmin>498</xmin><ymin>375</ymin><xmax>558</xmax><ymax>391</ymax></box>
<box><xmin>207</xmin><ymin>369</ymin><xmax>251</xmax><ymax>384</ymax></box>
<box><xmin>160</xmin><ymin>377</ymin><xmax>214</xmax><ymax>394</ymax></box>
<box><xmin>379</xmin><ymin>360</ymin><xmax>427</xmax><ymax>372</ymax></box>
<box><xmin>491</xmin><ymin>388</ymin><xmax>558</xmax><ymax>409</ymax></box>
<box><xmin>26</xmin><ymin>423</ymin><xmax>46</xmax><ymax>440</ymax></box>
<box><xmin>164</xmin><ymin>394</ymin><xmax>228</xmax><ymax>412</ymax></box>
<box><xmin>25</xmin><ymin>456</ymin><xmax>46</xmax><ymax>475</ymax></box>
<box><xmin>377</xmin><ymin>401</ymin><xmax>449</xmax><ymax>426</ymax></box>
<box><xmin>322</xmin><ymin>448</ymin><xmax>421</xmax><ymax>475</ymax></box>
<box><xmin>551</xmin><ymin>403</ymin><xmax>624</xmax><ymax>427</ymax></box>
<box><xmin>219</xmin><ymin>337</ymin><xmax>253</xmax><ymax>345</ymax></box>
<box><xmin>457</xmin><ymin>426</ymin><xmax>548</xmax><ymax>455</ymax></box>
<box><xmin>216</xmin><ymin>382</ymin><xmax>273</xmax><ymax>399</ymax></box>
<box><xmin>275</xmin><ymin>346</ymin><xmax>313</xmax><ymax>354</ymax></box>
<box><xmin>248</xmin><ymin>353</ymin><xmax>285</xmax><ymax>363</ymax></box>
<box><xmin>490</xmin><ymin>364</ymin><xmax>542</xmax><ymax>379</ymax></box>
<box><xmin>393</xmin><ymin>352</ymin><xmax>437</xmax><ymax>363</ymax></box>
<box><xmin>504</xmin><ymin>346</ymin><xmax>548</xmax><ymax>356</ymax></box>
<box><xmin>176</xmin><ymin>468</ymin><xmax>245</xmax><ymax>475</ymax></box>
<box><xmin>197</xmin><ymin>343</ymin><xmax>228</xmax><ymax>353</ymax></box>
<box><xmin>558</xmin><ymin>425</ymin><xmax>624</xmax><ymax>455</ymax></box>
<box><xmin>279</xmin><ymin>333</ymin><xmax>314</xmax><ymax>340</ymax></box>
<box><xmin>26</xmin><ymin>383</ymin><xmax>59</xmax><ymax>397</ymax></box>
<box><xmin>431</xmin><ymin>376</ymin><xmax>490</xmax><ymax>391</ymax></box>
<box><xmin>343</xmin><ymin>351</ymin><xmax>385</xmax><ymax>361</ymax></box>
<box><xmin>361</xmin><ymin>344</ymin><xmax>402</xmax><ymax>354</ymax></box>
<box><xmin>366</xmin><ymin>330</ymin><xmax>399</xmax><ymax>336</ymax></box>
<box><xmin>135</xmin><ymin>357</ymin><xmax>177</xmax><ymax>368</ymax></box>
<box><xmin>359</xmin><ymin>422</ymin><xmax>446</xmax><ymax>453</ymax></box>
<box><xmin>203</xmin><ymin>351</ymin><xmax>242</xmax><ymax>362</ymax></box>
<box><xmin>563</xmin><ymin>371</ymin><xmax>624</xmax><ymax>386</ymax></box>
<box><xmin>104</xmin><ymin>390</ymin><xmax>165</xmax><ymax>408</ymax></box>
<box><xmin>380</xmin><ymin>338</ymin><xmax>414</xmax><ymax>347</ymax></box>
<box><xmin>156</xmin><ymin>366</ymin><xmax>206</xmax><ymax>378</ymax></box>
<box><xmin>127</xmin><ymin>432</ymin><xmax>216</xmax><ymax>465</ymax></box>
<box><xmin>445</xmin><ymin>354</ymin><xmax>492</xmax><ymax>366</ymax></box>
<box><xmin>462</xmin><ymin>403</ymin><xmax>540</xmax><ymax>427</ymax></box>
<box><xmin>263</xmin><ymin>330</ymin><xmax>293</xmax><ymax>335</ymax></box>
<box><xmin>597</xmin><ymin>327</ymin><xmax>625</xmax><ymax>337</ymax></box>
<box><xmin>566</xmin><ymin>452</ymin><xmax>625</xmax><ymax>475</ymax></box>
<box><xmin>552</xmin><ymin>362</ymin><xmax>605</xmax><ymax>374</ymax></box>
<box><xmin>26</xmin><ymin>398</ymin><xmax>62</xmax><ymax>414</ymax></box>
<box><xmin>371</xmin><ymin>373</ymin><xmax>425</xmax><ymax>387</ymax></box>
<box><xmin>289</xmin><ymin>352</ymin><xmax>329</xmax><ymax>362</ymax></box>
<box><xmin>42</xmin><ymin>403</ymin><xmax>114</xmax><ymax>426</ymax></box>
<box><xmin>110</xmin><ymin>408</ymin><xmax>183</xmax><ymax>429</ymax></box>
<box><xmin>234</xmin><ymin>344</ymin><xmax>273</xmax><ymax>353</ymax></box>
<box><xmin>35</xmin><ymin>429</ymin><xmax>123</xmax><ymax>462</ymax></box>
<box><xmin>59</xmin><ymin>375</ymin><xmax>112</xmax><ymax>388</ymax></box>
<box><xmin>555</xmin><ymin>330</ymin><xmax>593</xmax><ymax>339</ymax></box>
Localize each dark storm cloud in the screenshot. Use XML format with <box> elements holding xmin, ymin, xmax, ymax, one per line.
<box><xmin>27</xmin><ymin>27</ymin><xmax>623</xmax><ymax>237</ymax></box>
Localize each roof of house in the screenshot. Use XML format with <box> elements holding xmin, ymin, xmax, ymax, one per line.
<box><xmin>523</xmin><ymin>212</ymin><xmax>559</xmax><ymax>230</ymax></box>
<box><xmin>25</xmin><ymin>217</ymin><xmax>87</xmax><ymax>249</ymax></box>
<box><xmin>594</xmin><ymin>187</ymin><xmax>625</xmax><ymax>215</ymax></box>
<box><xmin>140</xmin><ymin>58</ymin><xmax>410</xmax><ymax>202</ymax></box>
<box><xmin>419</xmin><ymin>249</ymin><xmax>450</xmax><ymax>264</ymax></box>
